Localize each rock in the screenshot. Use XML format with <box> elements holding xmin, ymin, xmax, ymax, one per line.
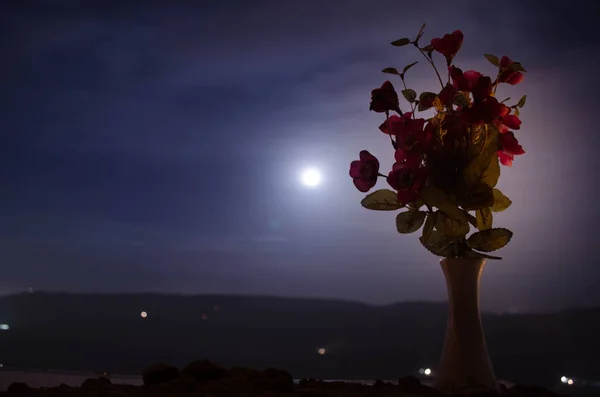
<box><xmin>508</xmin><ymin>384</ymin><xmax>560</xmax><ymax>397</ymax></box>
<box><xmin>155</xmin><ymin>378</ymin><xmax>199</xmax><ymax>393</ymax></box>
<box><xmin>180</xmin><ymin>359</ymin><xmax>229</xmax><ymax>382</ymax></box>
<box><xmin>142</xmin><ymin>363</ymin><xmax>180</xmax><ymax>386</ymax></box>
<box><xmin>7</xmin><ymin>382</ymin><xmax>31</xmax><ymax>395</ymax></box>
<box><xmin>397</xmin><ymin>376</ymin><xmax>440</xmax><ymax>396</ymax></box>
<box><xmin>251</xmin><ymin>367</ymin><xmax>295</xmax><ymax>392</ymax></box>
<box><xmin>228</xmin><ymin>366</ymin><xmax>262</xmax><ymax>380</ymax></box>
<box><xmin>81</xmin><ymin>377</ymin><xmax>111</xmax><ymax>389</ymax></box>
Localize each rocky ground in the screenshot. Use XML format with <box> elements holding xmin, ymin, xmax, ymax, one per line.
<box><xmin>0</xmin><ymin>361</ymin><xmax>562</xmax><ymax>397</ymax></box>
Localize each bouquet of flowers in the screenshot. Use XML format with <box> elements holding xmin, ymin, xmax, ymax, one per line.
<box><xmin>349</xmin><ymin>24</ymin><xmax>527</xmax><ymax>260</ymax></box>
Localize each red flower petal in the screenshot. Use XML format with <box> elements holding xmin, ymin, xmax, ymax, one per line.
<box><xmin>506</xmin><ymin>72</ymin><xmax>524</xmax><ymax>85</ymax></box>
<box><xmin>354</xmin><ymin>178</ymin><xmax>376</xmax><ymax>192</ymax></box>
<box><xmin>438</xmin><ymin>84</ymin><xmax>456</xmax><ymax>106</ymax></box>
<box><xmin>499</xmin><ymin>55</ymin><xmax>513</xmax><ymax>69</ymax></box>
<box><xmin>497</xmin><ymin>151</ymin><xmax>514</xmax><ymax>167</ymax></box>
<box><xmin>502</xmin><ymin>115</ymin><xmax>522</xmax><ymax>130</ymax></box>
<box><xmin>379</xmin><ymin>115</ymin><xmax>402</xmax><ymax>135</ymax></box>
<box><xmin>349</xmin><ymin>160</ymin><xmax>362</xmax><ymax>178</ymax></box>
<box><xmin>359</xmin><ymin>150</ymin><xmax>379</xmax><ymax>164</ymax></box>
<box><xmin>499</xmin><ymin>104</ymin><xmax>511</xmax><ymax>117</ymax></box>
<box><xmin>463</xmin><ymin>70</ymin><xmax>483</xmax><ymax>85</ymax></box>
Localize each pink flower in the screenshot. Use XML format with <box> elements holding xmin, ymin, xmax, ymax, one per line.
<box><xmin>438</xmin><ymin>83</ymin><xmax>457</xmax><ymax>106</ymax></box>
<box><xmin>349</xmin><ymin>150</ymin><xmax>380</xmax><ymax>192</ymax></box>
<box><xmin>431</xmin><ymin>30</ymin><xmax>464</xmax><ymax>64</ymax></box>
<box><xmin>369</xmin><ymin>81</ymin><xmax>400</xmax><ymax>113</ymax></box>
<box><xmin>498</xmin><ymin>55</ymin><xmax>525</xmax><ymax>85</ymax></box>
<box><xmin>387</xmin><ymin>161</ymin><xmax>428</xmax><ymax>205</ymax></box>
<box><xmin>497</xmin><ymin>131</ymin><xmax>525</xmax><ymax>166</ymax></box>
<box><xmin>379</xmin><ymin>113</ymin><xmax>426</xmax><ymax>152</ymax></box>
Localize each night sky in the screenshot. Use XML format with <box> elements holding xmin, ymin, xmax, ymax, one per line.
<box><xmin>2</xmin><ymin>0</ymin><xmax>599</xmax><ymax>312</ymax></box>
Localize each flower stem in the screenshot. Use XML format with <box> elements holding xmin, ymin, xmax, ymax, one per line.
<box><xmin>386</xmin><ymin>112</ymin><xmax>398</xmax><ymax>150</ymax></box>
<box><xmin>417</xmin><ymin>47</ymin><xmax>444</xmax><ymax>88</ymax></box>
<box><xmin>400</xmin><ymin>77</ymin><xmax>416</xmax><ymax>118</ymax></box>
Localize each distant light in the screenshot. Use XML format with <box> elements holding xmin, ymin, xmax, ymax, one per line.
<box><xmin>0</xmin><ymin>363</ymin><xmax>3</xmax><ymax>368</ymax></box>
<box><xmin>300</xmin><ymin>168</ymin><xmax>322</xmax><ymax>187</ymax></box>
<box><xmin>201</xmin><ymin>314</ymin><xmax>208</xmax><ymax>320</ymax></box>
<box><xmin>567</xmin><ymin>379</ymin><xmax>574</xmax><ymax>385</ymax></box>
<box><xmin>561</xmin><ymin>376</ymin><xmax>568</xmax><ymax>383</ymax></box>
<box><xmin>424</xmin><ymin>368</ymin><xmax>432</xmax><ymax>376</ymax></box>
<box><xmin>418</xmin><ymin>368</ymin><xmax>424</xmax><ymax>374</ymax></box>
<box><xmin>0</xmin><ymin>324</ymin><xmax>9</xmax><ymax>331</ymax></box>
<box><xmin>27</xmin><ymin>287</ymin><xmax>34</xmax><ymax>293</ymax></box>
<box><xmin>140</xmin><ymin>311</ymin><xmax>147</xmax><ymax>318</ymax></box>
<box><xmin>317</xmin><ymin>348</ymin><xmax>326</xmax><ymax>355</ymax></box>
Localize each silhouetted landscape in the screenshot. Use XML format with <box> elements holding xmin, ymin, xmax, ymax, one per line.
<box><xmin>1</xmin><ymin>292</ymin><xmax>598</xmax><ymax>388</ymax></box>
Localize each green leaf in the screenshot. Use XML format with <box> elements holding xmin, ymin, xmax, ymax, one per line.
<box><xmin>464</xmin><ymin>248</ymin><xmax>502</xmax><ymax>260</ymax></box>
<box><xmin>463</xmin><ymin>154</ymin><xmax>501</xmax><ymax>190</ymax></box>
<box><xmin>517</xmin><ymin>95</ymin><xmax>527</xmax><ymax>108</ymax></box>
<box><xmin>514</xmin><ymin>108</ymin><xmax>520</xmax><ymax>117</ymax></box>
<box><xmin>466</xmin><ymin>228</ymin><xmax>513</xmax><ymax>252</ymax></box>
<box><xmin>500</xmin><ymin>97</ymin><xmax>511</xmax><ymax>103</ymax></box>
<box><xmin>484</xmin><ymin>54</ymin><xmax>500</xmax><ymax>67</ymax></box>
<box><xmin>382</xmin><ymin>67</ymin><xmax>400</xmax><ymax>75</ymax></box>
<box><xmin>416</xmin><ymin>23</ymin><xmax>426</xmax><ymax>41</ymax></box>
<box><xmin>403</xmin><ymin>61</ymin><xmax>419</xmax><ymax>74</ymax></box>
<box><xmin>391</xmin><ymin>38</ymin><xmax>411</xmax><ymax>47</ymax></box>
<box><xmin>361</xmin><ymin>189</ymin><xmax>403</xmax><ymax>211</ymax></box>
<box><xmin>402</xmin><ymin>89</ymin><xmax>417</xmax><ymax>103</ymax></box>
<box><xmin>453</xmin><ymin>92</ymin><xmax>470</xmax><ymax>107</ymax></box>
<box><xmin>476</xmin><ymin>208</ymin><xmax>493</xmax><ymax>230</ymax></box>
<box><xmin>462</xmin><ymin>210</ymin><xmax>478</xmax><ymax>228</ymax></box>
<box><xmin>407</xmin><ymin>198</ymin><xmax>425</xmax><ymax>210</ymax></box>
<box><xmin>436</xmin><ymin>212</ymin><xmax>470</xmax><ymax>238</ymax></box>
<box><xmin>419</xmin><ymin>91</ymin><xmax>436</xmax><ymax>102</ymax></box>
<box><xmin>491</xmin><ymin>189</ymin><xmax>512</xmax><ymax>212</ymax></box>
<box><xmin>420</xmin><ymin>187</ymin><xmax>465</xmax><ymax>221</ymax></box>
<box><xmin>396</xmin><ymin>210</ymin><xmax>427</xmax><ymax>234</ymax></box>
<box><xmin>507</xmin><ymin>62</ymin><xmax>527</xmax><ymax>72</ymax></box>
<box><xmin>422</xmin><ymin>211</ymin><xmax>437</xmax><ymax>241</ymax></box>
<box><xmin>419</xmin><ymin>230</ymin><xmax>455</xmax><ymax>257</ymax></box>
<box><xmin>461</xmin><ymin>182</ymin><xmax>494</xmax><ymax>210</ymax></box>
<box><xmin>421</xmin><ymin>44</ymin><xmax>434</xmax><ymax>52</ymax></box>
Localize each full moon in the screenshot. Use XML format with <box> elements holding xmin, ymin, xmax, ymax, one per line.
<box><xmin>300</xmin><ymin>168</ymin><xmax>322</xmax><ymax>187</ymax></box>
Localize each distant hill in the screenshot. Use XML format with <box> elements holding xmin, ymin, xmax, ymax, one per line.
<box><xmin>0</xmin><ymin>292</ymin><xmax>598</xmax><ymax>387</ymax></box>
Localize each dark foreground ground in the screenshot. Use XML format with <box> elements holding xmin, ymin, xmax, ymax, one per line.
<box><xmin>0</xmin><ymin>361</ymin><xmax>576</xmax><ymax>397</ymax></box>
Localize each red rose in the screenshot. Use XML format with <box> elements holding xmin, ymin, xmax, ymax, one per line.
<box><xmin>379</xmin><ymin>113</ymin><xmax>426</xmax><ymax>152</ymax></box>
<box><xmin>450</xmin><ymin>67</ymin><xmax>492</xmax><ymax>101</ymax></box>
<box><xmin>460</xmin><ymin>96</ymin><xmax>504</xmax><ymax>125</ymax></box>
<box><xmin>498</xmin><ymin>55</ymin><xmax>524</xmax><ymax>85</ymax></box>
<box><xmin>387</xmin><ymin>161</ymin><xmax>428</xmax><ymax>205</ymax></box>
<box><xmin>349</xmin><ymin>150</ymin><xmax>380</xmax><ymax>192</ymax></box>
<box><xmin>431</xmin><ymin>30</ymin><xmax>464</xmax><ymax>64</ymax></box>
<box><xmin>438</xmin><ymin>83</ymin><xmax>457</xmax><ymax>107</ymax></box>
<box><xmin>394</xmin><ymin>148</ymin><xmax>422</xmax><ymax>167</ymax></box>
<box><xmin>494</xmin><ymin>106</ymin><xmax>521</xmax><ymax>133</ymax></box>
<box><xmin>471</xmin><ymin>75</ymin><xmax>493</xmax><ymax>102</ymax></box>
<box><xmin>497</xmin><ymin>131</ymin><xmax>525</xmax><ymax>166</ymax></box>
<box><xmin>499</xmin><ymin>56</ymin><xmax>513</xmax><ymax>68</ymax></box>
<box><xmin>502</xmin><ymin>114</ymin><xmax>521</xmax><ymax>130</ymax></box>
<box><xmin>369</xmin><ymin>81</ymin><xmax>400</xmax><ymax>113</ymax></box>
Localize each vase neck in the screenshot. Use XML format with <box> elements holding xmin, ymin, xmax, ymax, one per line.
<box><xmin>440</xmin><ymin>257</ymin><xmax>486</xmax><ymax>315</ymax></box>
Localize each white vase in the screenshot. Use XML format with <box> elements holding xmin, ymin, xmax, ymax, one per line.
<box><xmin>434</xmin><ymin>257</ymin><xmax>499</xmax><ymax>395</ymax></box>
